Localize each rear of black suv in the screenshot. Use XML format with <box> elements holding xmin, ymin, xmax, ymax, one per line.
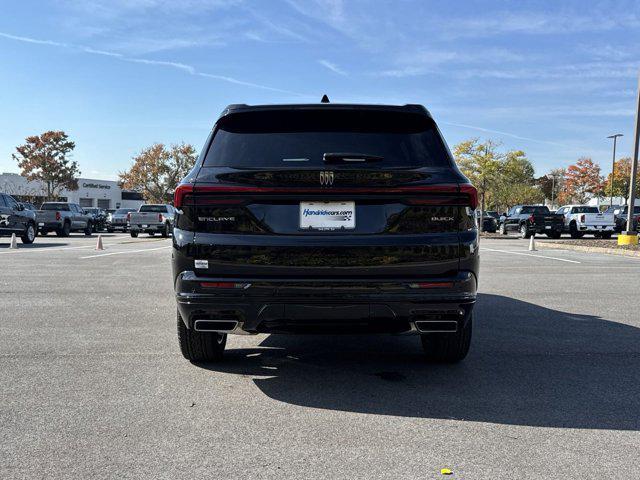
<box><xmin>172</xmin><ymin>103</ymin><xmax>479</xmax><ymax>363</ymax></box>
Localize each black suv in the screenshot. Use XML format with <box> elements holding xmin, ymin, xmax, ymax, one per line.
<box><xmin>0</xmin><ymin>193</ymin><xmax>37</xmax><ymax>244</ymax></box>
<box><xmin>172</xmin><ymin>103</ymin><xmax>479</xmax><ymax>363</ymax></box>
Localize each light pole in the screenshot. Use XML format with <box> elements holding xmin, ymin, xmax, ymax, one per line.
<box><xmin>619</xmin><ymin>72</ymin><xmax>640</xmax><ymax>245</ymax></box>
<box><xmin>607</xmin><ymin>133</ymin><xmax>623</xmax><ymax>207</ymax></box>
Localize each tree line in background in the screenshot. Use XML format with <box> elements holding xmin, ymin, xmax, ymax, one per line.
<box><xmin>454</xmin><ymin>138</ymin><xmax>640</xmax><ymax>212</ymax></box>
<box><xmin>10</xmin><ymin>130</ymin><xmax>197</xmax><ymax>203</ymax></box>
<box><xmin>9</xmin><ymin>130</ymin><xmax>640</xmax><ymax>209</ymax></box>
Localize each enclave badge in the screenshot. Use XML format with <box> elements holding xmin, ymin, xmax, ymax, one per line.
<box><xmin>319</xmin><ymin>171</ymin><xmax>334</xmax><ymax>186</ymax></box>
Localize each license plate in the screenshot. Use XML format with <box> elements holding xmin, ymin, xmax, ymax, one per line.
<box><xmin>300</xmin><ymin>201</ymin><xmax>355</xmax><ymax>230</ymax></box>
<box><xmin>38</xmin><ymin>222</ymin><xmax>44</xmax><ymax>226</ymax></box>
<box><xmin>142</xmin><ymin>224</ymin><xmax>148</xmax><ymax>228</ymax></box>
<box><xmin>545</xmin><ymin>226</ymin><xmax>551</xmax><ymax>229</ymax></box>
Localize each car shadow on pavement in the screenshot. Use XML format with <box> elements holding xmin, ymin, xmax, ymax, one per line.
<box><xmin>196</xmin><ymin>293</ymin><xmax>640</xmax><ymax>431</ymax></box>
<box><xmin>0</xmin><ymin>242</ymin><xmax>71</xmax><ymax>249</ymax></box>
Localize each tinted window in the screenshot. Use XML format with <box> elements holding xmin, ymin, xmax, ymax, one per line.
<box><xmin>139</xmin><ymin>205</ymin><xmax>167</xmax><ymax>213</ymax></box>
<box><xmin>4</xmin><ymin>196</ymin><xmax>18</xmax><ymax>209</ymax></box>
<box><xmin>521</xmin><ymin>206</ymin><xmax>550</xmax><ymax>214</ymax></box>
<box><xmin>571</xmin><ymin>206</ymin><xmax>599</xmax><ymax>213</ymax></box>
<box><xmin>204</xmin><ymin>109</ymin><xmax>451</xmax><ymax>169</ymax></box>
<box><xmin>41</xmin><ymin>203</ymin><xmax>70</xmax><ymax>211</ymax></box>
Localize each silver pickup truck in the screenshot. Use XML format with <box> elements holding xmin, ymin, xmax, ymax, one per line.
<box><xmin>129</xmin><ymin>204</ymin><xmax>175</xmax><ymax>238</ymax></box>
<box><xmin>37</xmin><ymin>202</ymin><xmax>93</xmax><ymax>237</ymax></box>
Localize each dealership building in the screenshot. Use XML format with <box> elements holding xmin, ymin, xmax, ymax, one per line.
<box><xmin>0</xmin><ymin>172</ymin><xmax>144</xmax><ymax>210</ymax></box>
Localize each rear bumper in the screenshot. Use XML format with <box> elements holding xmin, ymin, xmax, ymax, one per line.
<box><xmin>131</xmin><ymin>223</ymin><xmax>164</xmax><ymax>232</ymax></box>
<box><xmin>577</xmin><ymin>224</ymin><xmax>614</xmax><ymax>232</ymax></box>
<box><xmin>38</xmin><ymin>222</ymin><xmax>62</xmax><ymax>230</ymax></box>
<box><xmin>175</xmin><ymin>270</ymin><xmax>477</xmax><ymax>335</ymax></box>
<box><xmin>530</xmin><ymin>224</ymin><xmax>563</xmax><ymax>234</ymax></box>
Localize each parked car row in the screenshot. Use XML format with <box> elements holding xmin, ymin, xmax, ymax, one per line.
<box><xmin>604</xmin><ymin>204</ymin><xmax>640</xmax><ymax>233</ymax></box>
<box><xmin>490</xmin><ymin>203</ymin><xmax>639</xmax><ymax>239</ymax></box>
<box><xmin>1</xmin><ymin>193</ymin><xmax>177</xmax><ymax>244</ymax></box>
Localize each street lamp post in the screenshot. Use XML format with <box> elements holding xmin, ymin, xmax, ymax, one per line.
<box><xmin>607</xmin><ymin>133</ymin><xmax>623</xmax><ymax>207</ymax></box>
<box><xmin>619</xmin><ymin>72</ymin><xmax>640</xmax><ymax>245</ymax></box>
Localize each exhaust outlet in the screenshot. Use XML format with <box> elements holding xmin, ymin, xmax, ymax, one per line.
<box><xmin>415</xmin><ymin>320</ymin><xmax>457</xmax><ymax>333</ymax></box>
<box><xmin>194</xmin><ymin>319</ymin><xmax>239</xmax><ymax>332</ymax></box>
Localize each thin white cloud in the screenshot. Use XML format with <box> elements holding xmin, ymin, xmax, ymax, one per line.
<box><xmin>440</xmin><ymin>121</ymin><xmax>572</xmax><ymax>148</ymax></box>
<box><xmin>0</xmin><ymin>30</ymin><xmax>304</xmax><ymax>96</ymax></box>
<box><xmin>0</xmin><ymin>32</ymin><xmax>69</xmax><ymax>47</ymax></box>
<box><xmin>318</xmin><ymin>59</ymin><xmax>347</xmax><ymax>76</ymax></box>
<box><xmin>440</xmin><ymin>11</ymin><xmax>640</xmax><ymax>39</ymax></box>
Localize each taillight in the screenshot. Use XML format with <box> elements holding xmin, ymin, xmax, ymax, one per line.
<box><xmin>126</xmin><ymin>213</ymin><xmax>131</xmax><ymax>222</ymax></box>
<box><xmin>458</xmin><ymin>184</ymin><xmax>478</xmax><ymax>210</ymax></box>
<box><xmin>55</xmin><ymin>211</ymin><xmax>61</xmax><ymax>221</ymax></box>
<box><xmin>174</xmin><ymin>183</ymin><xmax>479</xmax><ymax>209</ymax></box>
<box><xmin>528</xmin><ymin>214</ymin><xmax>535</xmax><ymax>223</ymax></box>
<box><xmin>580</xmin><ymin>214</ymin><xmax>585</xmax><ymax>222</ymax></box>
<box><xmin>158</xmin><ymin>213</ymin><xmax>164</xmax><ymax>222</ymax></box>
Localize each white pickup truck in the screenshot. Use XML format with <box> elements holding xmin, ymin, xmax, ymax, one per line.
<box><xmin>556</xmin><ymin>205</ymin><xmax>615</xmax><ymax>238</ymax></box>
<box><xmin>128</xmin><ymin>204</ymin><xmax>175</xmax><ymax>238</ymax></box>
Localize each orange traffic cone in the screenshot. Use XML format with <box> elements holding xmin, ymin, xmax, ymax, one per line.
<box><xmin>95</xmin><ymin>234</ymin><xmax>104</xmax><ymax>250</ymax></box>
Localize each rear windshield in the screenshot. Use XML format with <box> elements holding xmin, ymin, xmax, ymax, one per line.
<box><xmin>571</xmin><ymin>206</ymin><xmax>599</xmax><ymax>213</ymax></box>
<box><xmin>521</xmin><ymin>206</ymin><xmax>550</xmax><ymax>214</ymax></box>
<box><xmin>41</xmin><ymin>203</ymin><xmax>70</xmax><ymax>211</ymax></box>
<box><xmin>204</xmin><ymin>109</ymin><xmax>451</xmax><ymax>169</ymax></box>
<box><xmin>139</xmin><ymin>205</ymin><xmax>167</xmax><ymax>213</ymax></box>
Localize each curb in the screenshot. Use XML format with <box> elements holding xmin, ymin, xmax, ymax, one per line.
<box><xmin>538</xmin><ymin>242</ymin><xmax>640</xmax><ymax>258</ymax></box>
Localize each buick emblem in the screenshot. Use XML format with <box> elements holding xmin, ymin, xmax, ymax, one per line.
<box><xmin>319</xmin><ymin>171</ymin><xmax>334</xmax><ymax>186</ymax></box>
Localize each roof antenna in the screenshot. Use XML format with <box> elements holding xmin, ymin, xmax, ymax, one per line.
<box><xmin>321</xmin><ymin>94</ymin><xmax>330</xmax><ymax>103</ymax></box>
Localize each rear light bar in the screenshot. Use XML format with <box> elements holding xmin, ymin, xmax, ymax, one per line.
<box><xmin>174</xmin><ymin>183</ymin><xmax>478</xmax><ymax>209</ymax></box>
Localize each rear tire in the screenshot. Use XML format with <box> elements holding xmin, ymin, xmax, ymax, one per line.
<box><xmin>130</xmin><ymin>230</ymin><xmax>139</xmax><ymax>238</ymax></box>
<box><xmin>177</xmin><ymin>310</ymin><xmax>226</xmax><ymax>362</ymax></box>
<box><xmin>421</xmin><ymin>313</ymin><xmax>472</xmax><ymax>363</ymax></box>
<box><xmin>569</xmin><ymin>222</ymin><xmax>583</xmax><ymax>239</ymax></box>
<box><xmin>21</xmin><ymin>223</ymin><xmax>36</xmax><ymax>244</ymax></box>
<box><xmin>56</xmin><ymin>221</ymin><xmax>70</xmax><ymax>237</ymax></box>
<box><xmin>84</xmin><ymin>222</ymin><xmax>93</xmax><ymax>236</ymax></box>
<box><xmin>161</xmin><ymin>222</ymin><xmax>170</xmax><ymax>238</ymax></box>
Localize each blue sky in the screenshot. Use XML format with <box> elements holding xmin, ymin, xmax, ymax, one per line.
<box><xmin>1</xmin><ymin>0</ymin><xmax>639</xmax><ymax>180</ymax></box>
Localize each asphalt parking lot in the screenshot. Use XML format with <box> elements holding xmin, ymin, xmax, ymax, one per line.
<box><xmin>1</xmin><ymin>234</ymin><xmax>639</xmax><ymax>479</ymax></box>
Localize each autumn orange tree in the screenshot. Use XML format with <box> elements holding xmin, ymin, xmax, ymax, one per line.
<box><xmin>119</xmin><ymin>143</ymin><xmax>197</xmax><ymax>203</ymax></box>
<box><xmin>604</xmin><ymin>157</ymin><xmax>640</xmax><ymax>199</ymax></box>
<box><xmin>560</xmin><ymin>157</ymin><xmax>604</xmax><ymax>204</ymax></box>
<box><xmin>12</xmin><ymin>131</ymin><xmax>80</xmax><ymax>200</ymax></box>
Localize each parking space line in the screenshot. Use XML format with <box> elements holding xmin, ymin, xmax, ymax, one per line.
<box><xmin>80</xmin><ymin>245</ymin><xmax>171</xmax><ymax>259</ymax></box>
<box><xmin>482</xmin><ymin>247</ymin><xmax>581</xmax><ymax>264</ymax></box>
